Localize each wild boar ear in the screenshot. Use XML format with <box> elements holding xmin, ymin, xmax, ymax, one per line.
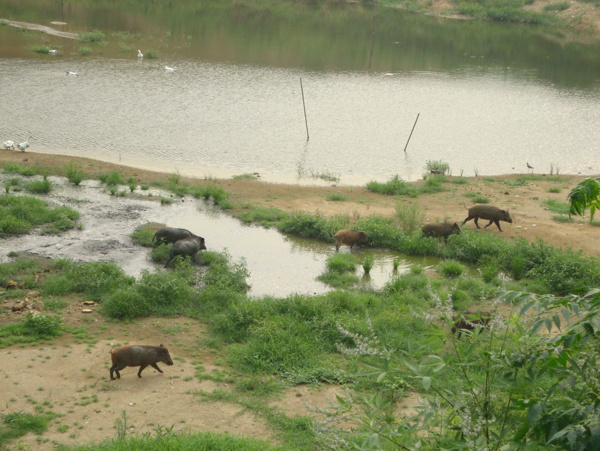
<box><xmin>160</xmin><ymin>344</ymin><xmax>164</xmax><ymax>348</ymax></box>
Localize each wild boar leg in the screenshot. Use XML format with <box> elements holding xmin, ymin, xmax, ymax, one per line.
<box><xmin>150</xmin><ymin>363</ymin><xmax>164</xmax><ymax>373</ymax></box>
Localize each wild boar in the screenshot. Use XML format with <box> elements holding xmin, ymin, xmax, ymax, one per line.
<box><xmin>334</xmin><ymin>229</ymin><xmax>368</xmax><ymax>252</ymax></box>
<box><xmin>452</xmin><ymin>311</ymin><xmax>492</xmax><ymax>337</ymax></box>
<box><xmin>422</xmin><ymin>222</ymin><xmax>461</xmax><ymax>242</ymax></box>
<box><xmin>110</xmin><ymin>344</ymin><xmax>174</xmax><ymax>380</ymax></box>
<box><xmin>462</xmin><ymin>205</ymin><xmax>513</xmax><ymax>232</ymax></box>
<box><xmin>152</xmin><ymin>227</ymin><xmax>194</xmax><ymax>246</ymax></box>
<box><xmin>164</xmin><ymin>235</ymin><xmax>206</xmax><ymax>268</ymax></box>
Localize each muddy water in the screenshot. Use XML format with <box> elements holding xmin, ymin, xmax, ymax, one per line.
<box><xmin>0</xmin><ymin>176</ymin><xmax>427</xmax><ymax>298</ymax></box>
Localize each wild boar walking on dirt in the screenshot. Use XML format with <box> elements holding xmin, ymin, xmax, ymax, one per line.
<box><xmin>422</xmin><ymin>222</ymin><xmax>461</xmax><ymax>243</ymax></box>
<box><xmin>462</xmin><ymin>205</ymin><xmax>513</xmax><ymax>232</ymax></box>
<box><xmin>334</xmin><ymin>229</ymin><xmax>368</xmax><ymax>252</ymax></box>
<box><xmin>110</xmin><ymin>344</ymin><xmax>174</xmax><ymax>380</ymax></box>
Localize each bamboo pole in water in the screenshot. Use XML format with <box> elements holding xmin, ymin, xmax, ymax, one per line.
<box><xmin>404</xmin><ymin>113</ymin><xmax>420</xmax><ymax>152</ymax></box>
<box><xmin>300</xmin><ymin>77</ymin><xmax>309</xmax><ymax>141</ymax></box>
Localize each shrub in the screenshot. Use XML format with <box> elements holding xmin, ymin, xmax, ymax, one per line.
<box><xmin>425</xmin><ymin>160</ymin><xmax>450</xmax><ymax>175</ymax></box>
<box><xmin>79</xmin><ymin>47</ymin><xmax>92</xmax><ymax>55</ymax></box>
<box><xmin>145</xmin><ymin>49</ymin><xmax>159</xmax><ymax>58</ymax></box>
<box><xmin>23</xmin><ymin>313</ymin><xmax>62</xmax><ymax>338</ymax></box>
<box><xmin>367</xmin><ymin>175</ymin><xmax>417</xmax><ymax>196</ymax></box>
<box><xmin>395</xmin><ymin>202</ymin><xmax>425</xmax><ymax>234</ymax></box>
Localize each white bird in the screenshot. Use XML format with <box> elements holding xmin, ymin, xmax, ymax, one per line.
<box><xmin>3</xmin><ymin>140</ymin><xmax>15</xmax><ymax>150</ymax></box>
<box><xmin>164</xmin><ymin>66</ymin><xmax>176</xmax><ymax>72</ymax></box>
<box><xmin>49</xmin><ymin>49</ymin><xmax>58</xmax><ymax>54</ymax></box>
<box><xmin>66</xmin><ymin>71</ymin><xmax>78</xmax><ymax>76</ymax></box>
<box><xmin>17</xmin><ymin>136</ymin><xmax>32</xmax><ymax>152</ymax></box>
<box><xmin>137</xmin><ymin>49</ymin><xmax>143</xmax><ymax>58</ymax></box>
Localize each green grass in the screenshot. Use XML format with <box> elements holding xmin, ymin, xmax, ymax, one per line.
<box><xmin>326</xmin><ymin>192</ymin><xmax>347</xmax><ymax>202</ymax></box>
<box><xmin>31</xmin><ymin>45</ymin><xmax>50</xmax><ymax>54</ymax></box>
<box><xmin>0</xmin><ymin>411</ymin><xmax>53</xmax><ymax>446</ymax></box>
<box><xmin>74</xmin><ymin>430</ymin><xmax>283</xmax><ymax>450</ymax></box>
<box><xmin>0</xmin><ymin>195</ymin><xmax>79</xmax><ymax>236</ymax></box>
<box><xmin>542</xmin><ymin>199</ymin><xmax>570</xmax><ymax>215</ymax></box>
<box><xmin>544</xmin><ymin>1</ymin><xmax>570</xmax><ymax>11</ymax></box>
<box><xmin>77</xmin><ymin>30</ymin><xmax>105</xmax><ymax>43</ymax></box>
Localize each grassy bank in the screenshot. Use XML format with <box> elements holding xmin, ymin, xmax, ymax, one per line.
<box><xmin>1</xmin><ymin>158</ymin><xmax>599</xmax><ymax>450</ymax></box>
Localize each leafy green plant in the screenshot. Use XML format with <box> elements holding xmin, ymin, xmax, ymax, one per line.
<box><xmin>145</xmin><ymin>49</ymin><xmax>159</xmax><ymax>58</ymax></box>
<box><xmin>568</xmin><ymin>177</ymin><xmax>600</xmax><ymax>222</ymax></box>
<box><xmin>79</xmin><ymin>47</ymin><xmax>92</xmax><ymax>55</ymax></box>
<box><xmin>473</xmin><ymin>196</ymin><xmax>489</xmax><ymax>203</ymax></box>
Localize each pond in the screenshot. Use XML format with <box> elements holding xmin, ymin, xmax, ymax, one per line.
<box><xmin>1</xmin><ymin>0</ymin><xmax>599</xmax><ymax>185</ymax></box>
<box><xmin>0</xmin><ymin>175</ymin><xmax>430</xmax><ymax>298</ymax></box>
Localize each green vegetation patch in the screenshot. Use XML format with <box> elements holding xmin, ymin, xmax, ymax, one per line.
<box><xmin>0</xmin><ymin>195</ymin><xmax>79</xmax><ymax>236</ymax></box>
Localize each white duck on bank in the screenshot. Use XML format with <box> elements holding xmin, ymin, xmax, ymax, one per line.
<box><xmin>3</xmin><ymin>140</ymin><xmax>15</xmax><ymax>150</ymax></box>
<box><xmin>137</xmin><ymin>49</ymin><xmax>143</xmax><ymax>58</ymax></box>
<box><xmin>17</xmin><ymin>136</ymin><xmax>32</xmax><ymax>152</ymax></box>
<box><xmin>66</xmin><ymin>71</ymin><xmax>78</xmax><ymax>76</ymax></box>
<box><xmin>164</xmin><ymin>66</ymin><xmax>176</xmax><ymax>72</ymax></box>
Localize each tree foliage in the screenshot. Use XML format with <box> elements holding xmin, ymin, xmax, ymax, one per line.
<box><xmin>568</xmin><ymin>177</ymin><xmax>600</xmax><ymax>222</ymax></box>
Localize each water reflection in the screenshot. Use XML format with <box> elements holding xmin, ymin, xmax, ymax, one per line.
<box><xmin>0</xmin><ymin>175</ymin><xmax>421</xmax><ymax>298</ymax></box>
<box><xmin>1</xmin><ymin>0</ymin><xmax>599</xmax><ymax>184</ymax></box>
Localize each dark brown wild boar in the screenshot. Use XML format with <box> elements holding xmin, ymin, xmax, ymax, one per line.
<box><xmin>452</xmin><ymin>311</ymin><xmax>492</xmax><ymax>337</ymax></box>
<box><xmin>422</xmin><ymin>222</ymin><xmax>461</xmax><ymax>243</ymax></box>
<box><xmin>462</xmin><ymin>205</ymin><xmax>513</xmax><ymax>231</ymax></box>
<box><xmin>334</xmin><ymin>229</ymin><xmax>368</xmax><ymax>252</ymax></box>
<box><xmin>110</xmin><ymin>344</ymin><xmax>174</xmax><ymax>380</ymax></box>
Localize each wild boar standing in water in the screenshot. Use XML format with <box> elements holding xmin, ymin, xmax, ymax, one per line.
<box><xmin>422</xmin><ymin>222</ymin><xmax>461</xmax><ymax>243</ymax></box>
<box><xmin>110</xmin><ymin>344</ymin><xmax>174</xmax><ymax>380</ymax></box>
<box><xmin>333</xmin><ymin>229</ymin><xmax>368</xmax><ymax>252</ymax></box>
<box><xmin>462</xmin><ymin>205</ymin><xmax>513</xmax><ymax>232</ymax></box>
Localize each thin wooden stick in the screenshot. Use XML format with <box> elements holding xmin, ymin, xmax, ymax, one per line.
<box><xmin>403</xmin><ymin>113</ymin><xmax>420</xmax><ymax>153</ymax></box>
<box><xmin>300</xmin><ymin>77</ymin><xmax>309</xmax><ymax>141</ymax></box>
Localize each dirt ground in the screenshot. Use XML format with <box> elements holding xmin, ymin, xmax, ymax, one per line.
<box><xmin>0</xmin><ymin>150</ymin><xmax>598</xmax><ymax>449</ymax></box>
